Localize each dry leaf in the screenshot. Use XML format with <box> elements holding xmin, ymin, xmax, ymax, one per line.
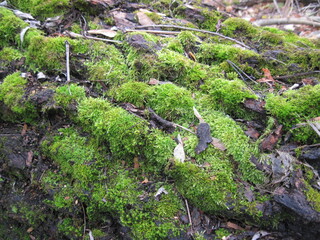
<box><xmin>211</xmin><ymin>137</ymin><xmax>226</xmax><ymax>151</ymax></box>
<box><xmin>21</xmin><ymin>123</ymin><xmax>28</xmax><ymax>136</ymax></box>
<box><xmin>141</xmin><ymin>178</ymin><xmax>149</xmax><ymax>184</ymax></box>
<box><xmin>27</xmin><ymin>227</ymin><xmax>34</xmax><ymax>233</ymax></box>
<box><xmin>26</xmin><ymin>151</ymin><xmax>33</xmax><ymax>167</ymax></box>
<box><xmin>149</xmin><ymin>78</ymin><xmax>160</xmax><ymax>85</ymax></box>
<box><xmin>134</xmin><ymin>156</ymin><xmax>140</xmax><ymax>169</ymax></box>
<box><xmin>136</xmin><ymin>12</ymin><xmax>155</xmax><ymax>26</ymax></box>
<box><xmin>174</xmin><ymin>134</ymin><xmax>185</xmax><ymax>162</ymax></box>
<box><xmin>87</xmin><ymin>29</ymin><xmax>117</xmax><ymax>38</ymax></box>
<box><xmin>226</xmin><ymin>221</ymin><xmax>244</xmax><ymax>230</ymax></box>
<box><xmin>193</xmin><ymin>107</ymin><xmax>204</xmax><ymax>123</ymax></box>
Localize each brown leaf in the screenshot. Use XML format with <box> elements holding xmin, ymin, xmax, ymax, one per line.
<box><xmin>27</xmin><ymin>227</ymin><xmax>34</xmax><ymax>233</ymax></box>
<box><xmin>262</xmin><ymin>68</ymin><xmax>274</xmax><ymax>81</ymax></box>
<box><xmin>136</xmin><ymin>12</ymin><xmax>155</xmax><ymax>26</ymax></box>
<box><xmin>211</xmin><ymin>137</ymin><xmax>226</xmax><ymax>151</ymax></box>
<box><xmin>260</xmin><ymin>125</ymin><xmax>283</xmax><ymax>151</ymax></box>
<box><xmin>141</xmin><ymin>178</ymin><xmax>149</xmax><ymax>184</ymax></box>
<box><xmin>243</xmin><ymin>99</ymin><xmax>265</xmax><ymax>113</ymax></box>
<box><xmin>245</xmin><ymin>127</ymin><xmax>260</xmax><ymax>139</ymax></box>
<box><xmin>148</xmin><ymin>78</ymin><xmax>160</xmax><ymax>85</ymax></box>
<box><xmin>226</xmin><ymin>221</ymin><xmax>244</xmax><ymax>230</ymax></box>
<box><xmin>87</xmin><ymin>29</ymin><xmax>117</xmax><ymax>38</ymax></box>
<box><xmin>26</xmin><ymin>151</ymin><xmax>33</xmax><ymax>167</ymax></box>
<box><xmin>134</xmin><ymin>156</ymin><xmax>140</xmax><ymax>169</ymax></box>
<box><xmin>21</xmin><ymin>123</ymin><xmax>28</xmax><ymax>136</ymax></box>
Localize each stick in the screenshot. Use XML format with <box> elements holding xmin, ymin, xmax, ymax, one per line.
<box><xmin>133</xmin><ymin>24</ymin><xmax>252</xmax><ymax>50</ymax></box>
<box><xmin>185</xmin><ymin>199</ymin><xmax>193</xmax><ymax>228</ymax></box>
<box><xmin>64</xmin><ymin>31</ymin><xmax>123</xmax><ymax>44</ymax></box>
<box><xmin>125</xmin><ymin>29</ymin><xmax>179</xmax><ymax>35</ymax></box>
<box><xmin>274</xmin><ymin>71</ymin><xmax>320</xmax><ymax>80</ymax></box>
<box><xmin>65</xmin><ymin>40</ymin><xmax>70</xmax><ymax>83</ymax></box>
<box><xmin>254</xmin><ymin>18</ymin><xmax>320</xmax><ymax>27</ymax></box>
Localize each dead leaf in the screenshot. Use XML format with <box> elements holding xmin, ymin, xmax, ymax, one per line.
<box><xmin>141</xmin><ymin>178</ymin><xmax>149</xmax><ymax>184</ymax></box>
<box><xmin>87</xmin><ymin>29</ymin><xmax>117</xmax><ymax>38</ymax></box>
<box><xmin>26</xmin><ymin>151</ymin><xmax>33</xmax><ymax>167</ymax></box>
<box><xmin>195</xmin><ymin>123</ymin><xmax>213</xmax><ymax>154</ymax></box>
<box><xmin>134</xmin><ymin>156</ymin><xmax>140</xmax><ymax>169</ymax></box>
<box><xmin>136</xmin><ymin>12</ymin><xmax>155</xmax><ymax>26</ymax></box>
<box><xmin>155</xmin><ymin>187</ymin><xmax>168</xmax><ymax>198</ymax></box>
<box><xmin>245</xmin><ymin>127</ymin><xmax>260</xmax><ymax>139</ymax></box>
<box><xmin>243</xmin><ymin>99</ymin><xmax>265</xmax><ymax>113</ymax></box>
<box><xmin>21</xmin><ymin>123</ymin><xmax>28</xmax><ymax>136</ymax></box>
<box><xmin>210</xmin><ymin>176</ymin><xmax>217</xmax><ymax>181</ymax></box>
<box><xmin>252</xmin><ymin>230</ymin><xmax>270</xmax><ymax>240</ymax></box>
<box><xmin>211</xmin><ymin>137</ymin><xmax>226</xmax><ymax>151</ymax></box>
<box><xmin>260</xmin><ymin>125</ymin><xmax>283</xmax><ymax>151</ymax></box>
<box><xmin>27</xmin><ymin>227</ymin><xmax>34</xmax><ymax>233</ymax></box>
<box><xmin>226</xmin><ymin>221</ymin><xmax>244</xmax><ymax>230</ymax></box>
<box><xmin>149</xmin><ymin>78</ymin><xmax>160</xmax><ymax>85</ymax></box>
<box><xmin>193</xmin><ymin>107</ymin><xmax>204</xmax><ymax>123</ymax></box>
<box><xmin>64</xmin><ymin>196</ymin><xmax>70</xmax><ymax>200</ymax></box>
<box><xmin>174</xmin><ymin>134</ymin><xmax>185</xmax><ymax>162</ymax></box>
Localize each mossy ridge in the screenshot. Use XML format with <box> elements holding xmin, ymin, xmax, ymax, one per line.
<box><xmin>0</xmin><ymin>7</ymin><xmax>28</xmax><ymax>48</ymax></box>
<box><xmin>41</xmin><ymin>127</ymin><xmax>183</xmax><ymax>239</ymax></box>
<box><xmin>0</xmin><ymin>72</ymin><xmax>37</xmax><ymax>122</ymax></box>
<box><xmin>265</xmin><ymin>85</ymin><xmax>320</xmax><ymax>143</ymax></box>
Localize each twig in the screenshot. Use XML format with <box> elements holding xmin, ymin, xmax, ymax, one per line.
<box><xmin>254</xmin><ymin>18</ymin><xmax>320</xmax><ymax>27</ymax></box>
<box><xmin>133</xmin><ymin>24</ymin><xmax>252</xmax><ymax>50</ymax></box>
<box><xmin>65</xmin><ymin>40</ymin><xmax>70</xmax><ymax>83</ymax></box>
<box><xmin>173</xmin><ymin>123</ymin><xmax>195</xmax><ymax>134</ymax></box>
<box><xmin>64</xmin><ymin>31</ymin><xmax>123</xmax><ymax>44</ymax></box>
<box><xmin>227</xmin><ymin>60</ymin><xmax>257</xmax><ymax>84</ymax></box>
<box><xmin>185</xmin><ymin>199</ymin><xmax>193</xmax><ymax>228</ymax></box>
<box><xmin>274</xmin><ymin>71</ymin><xmax>320</xmax><ymax>80</ymax></box>
<box><xmin>125</xmin><ymin>29</ymin><xmax>179</xmax><ymax>35</ymax></box>
<box><xmin>273</xmin><ymin>0</ymin><xmax>282</xmax><ymax>15</ymax></box>
<box><xmin>80</xmin><ymin>202</ymin><xmax>86</xmax><ymax>240</ymax></box>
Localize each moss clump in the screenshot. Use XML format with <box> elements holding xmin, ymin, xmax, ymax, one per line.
<box><xmin>177</xmin><ymin>31</ymin><xmax>199</xmax><ymax>51</ymax></box>
<box><xmin>0</xmin><ymin>72</ymin><xmax>37</xmax><ymax>122</ymax></box>
<box><xmin>197</xmin><ymin>43</ymin><xmax>259</xmax><ymax>65</ymax></box>
<box><xmin>113</xmin><ymin>81</ymin><xmax>151</xmax><ymax>107</ymax></box>
<box><xmin>265</xmin><ymin>85</ymin><xmax>320</xmax><ymax>142</ymax></box>
<box><xmin>77</xmin><ymin>97</ymin><xmax>149</xmax><ymax>160</ymax></box>
<box><xmin>0</xmin><ymin>7</ymin><xmax>28</xmax><ymax>47</ymax></box>
<box><xmin>221</xmin><ymin>18</ymin><xmax>258</xmax><ymax>38</ymax></box>
<box><xmin>147</xmin><ymin>83</ymin><xmax>195</xmax><ymax>122</ymax></box>
<box><xmin>8</xmin><ymin>0</ymin><xmax>70</xmax><ymax>19</ymax></box>
<box><xmin>54</xmin><ymin>84</ymin><xmax>86</xmax><ymax>109</ymax></box>
<box><xmin>26</xmin><ymin>36</ymin><xmax>89</xmax><ymax>72</ymax></box>
<box><xmin>200</xmin><ymin>78</ymin><xmax>257</xmax><ymax>118</ymax></box>
<box><xmin>0</xmin><ymin>47</ymin><xmax>23</xmax><ymax>63</ymax></box>
<box><xmin>85</xmin><ymin>42</ymin><xmax>131</xmax><ymax>87</ymax></box>
<box><xmin>203</xmin><ymin>111</ymin><xmax>265</xmax><ymax>184</ymax></box>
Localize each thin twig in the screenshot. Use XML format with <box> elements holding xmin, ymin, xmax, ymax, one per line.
<box><xmin>125</xmin><ymin>29</ymin><xmax>179</xmax><ymax>35</ymax></box>
<box><xmin>65</xmin><ymin>40</ymin><xmax>70</xmax><ymax>83</ymax></box>
<box><xmin>227</xmin><ymin>60</ymin><xmax>257</xmax><ymax>84</ymax></box>
<box><xmin>254</xmin><ymin>18</ymin><xmax>320</xmax><ymax>27</ymax></box>
<box><xmin>173</xmin><ymin>123</ymin><xmax>195</xmax><ymax>134</ymax></box>
<box><xmin>81</xmin><ymin>202</ymin><xmax>86</xmax><ymax>240</ymax></box>
<box><xmin>273</xmin><ymin>0</ymin><xmax>282</xmax><ymax>15</ymax></box>
<box><xmin>185</xmin><ymin>199</ymin><xmax>193</xmax><ymax>228</ymax></box>
<box><xmin>274</xmin><ymin>71</ymin><xmax>320</xmax><ymax>80</ymax></box>
<box><xmin>133</xmin><ymin>24</ymin><xmax>252</xmax><ymax>50</ymax></box>
<box><xmin>64</xmin><ymin>31</ymin><xmax>123</xmax><ymax>44</ymax></box>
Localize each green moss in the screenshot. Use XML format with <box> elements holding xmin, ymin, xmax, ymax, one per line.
<box><xmin>57</xmin><ymin>218</ymin><xmax>82</xmax><ymax>238</ymax></box>
<box><xmin>8</xmin><ymin>0</ymin><xmax>70</xmax><ymax>19</ymax></box>
<box><xmin>145</xmin><ymin>12</ymin><xmax>162</xmax><ymax>24</ymax></box>
<box><xmin>113</xmin><ymin>81</ymin><xmax>151</xmax><ymax>107</ymax></box>
<box><xmin>215</xmin><ymin>228</ymin><xmax>231</xmax><ymax>239</ymax></box>
<box><xmin>198</xmin><ymin>8</ymin><xmax>222</xmax><ymax>32</ymax></box>
<box><xmin>0</xmin><ymin>7</ymin><xmax>28</xmax><ymax>47</ymax></box>
<box><xmin>147</xmin><ymin>83</ymin><xmax>195</xmax><ymax>122</ymax></box>
<box><xmin>0</xmin><ymin>72</ymin><xmax>37</xmax><ymax>122</ymax></box>
<box><xmin>0</xmin><ymin>47</ymin><xmax>23</xmax><ymax>62</ymax></box>
<box><xmin>200</xmin><ymin>78</ymin><xmax>257</xmax><ymax>118</ymax></box>
<box><xmin>177</xmin><ymin>31</ymin><xmax>199</xmax><ymax>50</ymax></box>
<box><xmin>265</xmin><ymin>85</ymin><xmax>320</xmax><ymax>143</ymax></box>
<box><xmin>165</xmin><ymin>38</ymin><xmax>184</xmax><ymax>54</ymax></box>
<box><xmin>26</xmin><ymin>36</ymin><xmax>90</xmax><ymax>72</ymax></box>
<box><xmin>197</xmin><ymin>43</ymin><xmax>259</xmax><ymax>65</ymax></box>
<box><xmin>304</xmin><ymin>182</ymin><xmax>320</xmax><ymax>212</ymax></box>
<box><xmin>77</xmin><ymin>97</ymin><xmax>149</xmax><ymax>160</ymax></box>
<box><xmin>54</xmin><ymin>84</ymin><xmax>86</xmax><ymax>109</ymax></box>
<box><xmin>221</xmin><ymin>18</ymin><xmax>258</xmax><ymax>38</ymax></box>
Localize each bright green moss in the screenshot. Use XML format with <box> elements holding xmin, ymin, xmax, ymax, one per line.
<box><xmin>54</xmin><ymin>84</ymin><xmax>86</xmax><ymax>109</ymax></box>
<box><xmin>78</xmin><ymin>97</ymin><xmax>149</xmax><ymax>160</ymax></box>
<box><xmin>26</xmin><ymin>36</ymin><xmax>90</xmax><ymax>72</ymax></box>
<box><xmin>165</xmin><ymin>38</ymin><xmax>184</xmax><ymax>54</ymax></box>
<box><xmin>0</xmin><ymin>47</ymin><xmax>23</xmax><ymax>62</ymax></box>
<box><xmin>197</xmin><ymin>43</ymin><xmax>259</xmax><ymax>65</ymax></box>
<box><xmin>265</xmin><ymin>85</ymin><xmax>320</xmax><ymax>142</ymax></box>
<box><xmin>200</xmin><ymin>78</ymin><xmax>257</xmax><ymax>118</ymax></box>
<box><xmin>113</xmin><ymin>81</ymin><xmax>151</xmax><ymax>107</ymax></box>
<box><xmin>199</xmin><ymin>9</ymin><xmax>222</xmax><ymax>32</ymax></box>
<box><xmin>8</xmin><ymin>0</ymin><xmax>70</xmax><ymax>19</ymax></box>
<box><xmin>57</xmin><ymin>218</ymin><xmax>82</xmax><ymax>238</ymax></box>
<box><xmin>147</xmin><ymin>83</ymin><xmax>195</xmax><ymax>122</ymax></box>
<box><xmin>177</xmin><ymin>31</ymin><xmax>199</xmax><ymax>50</ymax></box>
<box><xmin>221</xmin><ymin>18</ymin><xmax>258</xmax><ymax>38</ymax></box>
<box><xmin>0</xmin><ymin>7</ymin><xmax>28</xmax><ymax>47</ymax></box>
<box><xmin>0</xmin><ymin>72</ymin><xmax>37</xmax><ymax>121</ymax></box>
<box><xmin>203</xmin><ymin>111</ymin><xmax>265</xmax><ymax>184</ymax></box>
<box><xmin>85</xmin><ymin>42</ymin><xmax>130</xmax><ymax>86</ymax></box>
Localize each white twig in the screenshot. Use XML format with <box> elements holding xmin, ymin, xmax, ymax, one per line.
<box><xmin>185</xmin><ymin>199</ymin><xmax>193</xmax><ymax>228</ymax></box>
<box><xmin>65</xmin><ymin>41</ymin><xmax>70</xmax><ymax>83</ymax></box>
<box><xmin>254</xmin><ymin>18</ymin><xmax>320</xmax><ymax>27</ymax></box>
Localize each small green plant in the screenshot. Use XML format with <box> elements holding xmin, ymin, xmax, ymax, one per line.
<box><xmin>54</xmin><ymin>84</ymin><xmax>86</xmax><ymax>109</ymax></box>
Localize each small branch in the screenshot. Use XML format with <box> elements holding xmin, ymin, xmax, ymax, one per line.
<box><xmin>273</xmin><ymin>0</ymin><xmax>282</xmax><ymax>15</ymax></box>
<box><xmin>274</xmin><ymin>71</ymin><xmax>320</xmax><ymax>80</ymax></box>
<box><xmin>64</xmin><ymin>31</ymin><xmax>123</xmax><ymax>44</ymax></box>
<box><xmin>227</xmin><ymin>60</ymin><xmax>257</xmax><ymax>84</ymax></box>
<box><xmin>133</xmin><ymin>25</ymin><xmax>252</xmax><ymax>50</ymax></box>
<box><xmin>65</xmin><ymin>40</ymin><xmax>70</xmax><ymax>83</ymax></box>
<box><xmin>125</xmin><ymin>29</ymin><xmax>179</xmax><ymax>35</ymax></box>
<box><xmin>254</xmin><ymin>18</ymin><xmax>320</xmax><ymax>27</ymax></box>
<box><xmin>185</xmin><ymin>199</ymin><xmax>193</xmax><ymax>228</ymax></box>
